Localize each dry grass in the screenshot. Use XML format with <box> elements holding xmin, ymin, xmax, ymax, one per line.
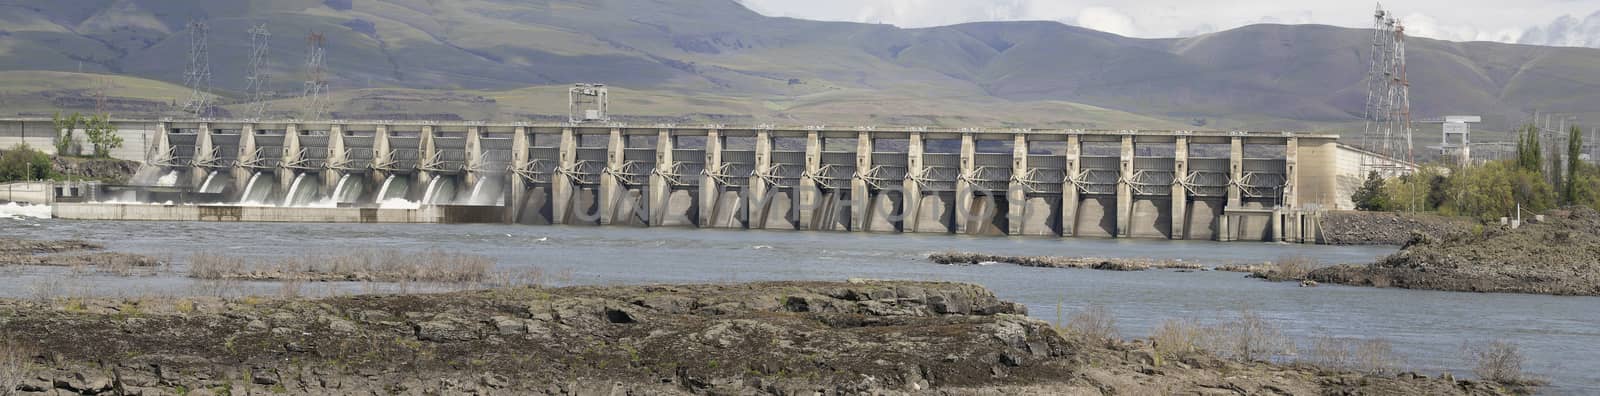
<box><xmin>1064</xmin><ymin>304</ymin><xmax>1119</xmax><ymax>345</ymax></box>
<box><xmin>1304</xmin><ymin>336</ymin><xmax>1401</xmax><ymax>375</ymax></box>
<box><xmin>0</xmin><ymin>340</ymin><xmax>33</xmax><ymax>396</ymax></box>
<box><xmin>1465</xmin><ymin>340</ymin><xmax>1531</xmax><ymax>384</ymax></box>
<box><xmin>1204</xmin><ymin>308</ymin><xmax>1295</xmax><ymax>362</ymax></box>
<box><xmin>1150</xmin><ymin>318</ymin><xmax>1206</xmax><ymax>358</ymax></box>
<box><xmin>188</xmin><ymin>249</ymin><xmax>494</xmax><ymax>283</ymax></box>
<box><xmin>1231</xmin><ymin>255</ymin><xmax>1317</xmax><ymax>282</ymax></box>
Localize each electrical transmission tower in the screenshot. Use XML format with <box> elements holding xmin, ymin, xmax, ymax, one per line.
<box><xmin>1361</xmin><ymin>4</ymin><xmax>1413</xmax><ymax>176</ymax></box>
<box><xmin>244</xmin><ymin>24</ymin><xmax>274</xmax><ymax>120</ymax></box>
<box><xmin>181</xmin><ymin>20</ymin><xmax>213</xmax><ymax>118</ymax></box>
<box><xmin>300</xmin><ymin>32</ymin><xmax>330</xmax><ymax>120</ymax></box>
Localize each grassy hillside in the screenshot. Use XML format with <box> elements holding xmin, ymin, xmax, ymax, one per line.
<box><xmin>1</xmin><ymin>0</ymin><xmax>1597</xmax><ymax>136</ymax></box>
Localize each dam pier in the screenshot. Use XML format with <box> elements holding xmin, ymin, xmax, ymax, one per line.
<box><xmin>3</xmin><ymin>117</ymin><xmax>1346</xmax><ymax>243</ymax></box>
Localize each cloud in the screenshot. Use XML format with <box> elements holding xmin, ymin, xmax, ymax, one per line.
<box><xmin>733</xmin><ymin>0</ymin><xmax>1600</xmax><ymax>47</ymax></box>
<box><xmin>1075</xmin><ymin>7</ymin><xmax>1138</xmax><ymax>36</ymax></box>
<box><xmin>1518</xmin><ymin>10</ymin><xmax>1600</xmax><ymax>48</ymax></box>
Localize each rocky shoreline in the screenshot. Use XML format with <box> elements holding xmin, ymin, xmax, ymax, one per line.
<box><xmin>1318</xmin><ymin>211</ymin><xmax>1476</xmax><ymax>245</ymax></box>
<box><xmin>930</xmin><ymin>252</ymin><xmax>1207</xmax><ymax>271</ymax></box>
<box><xmin>1308</xmin><ymin>207</ymin><xmax>1600</xmax><ymax>296</ymax></box>
<box><xmin>0</xmin><ymin>280</ymin><xmax>1531</xmax><ymax>395</ymax></box>
<box><xmin>0</xmin><ymin>238</ymin><xmax>164</xmax><ymax>269</ymax></box>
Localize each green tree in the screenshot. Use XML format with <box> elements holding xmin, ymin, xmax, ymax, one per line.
<box><xmin>1515</xmin><ymin>124</ymin><xmax>1542</xmax><ymax>174</ymax></box>
<box><xmin>83</xmin><ymin>113</ymin><xmax>123</xmax><ymax>158</ymax></box>
<box><xmin>0</xmin><ymin>143</ymin><xmax>54</xmax><ymax>182</ymax></box>
<box><xmin>1567</xmin><ymin>165</ymin><xmax>1600</xmax><ymax>211</ymax></box>
<box><xmin>1441</xmin><ymin>161</ymin><xmax>1556</xmax><ymax>220</ymax></box>
<box><xmin>1566</xmin><ymin>125</ymin><xmax>1585</xmax><ymax>204</ymax></box>
<box><xmin>51</xmin><ymin>111</ymin><xmax>83</xmax><ymax>156</ymax></box>
<box><xmin>1384</xmin><ymin>166</ymin><xmax>1444</xmax><ymax>212</ymax></box>
<box><xmin>1352</xmin><ymin>171</ymin><xmax>1390</xmax><ymax>211</ymax></box>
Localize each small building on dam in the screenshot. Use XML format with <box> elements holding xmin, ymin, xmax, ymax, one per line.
<box><xmin>0</xmin><ymin>117</ymin><xmax>1369</xmax><ymax>243</ymax></box>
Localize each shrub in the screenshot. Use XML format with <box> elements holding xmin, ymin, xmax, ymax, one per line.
<box><xmin>1352</xmin><ymin>171</ymin><xmax>1389</xmax><ymax>211</ymax></box>
<box><xmin>1065</xmin><ymin>304</ymin><xmax>1119</xmax><ymax>345</ymax></box>
<box><xmin>1353</xmin><ymin>338</ymin><xmax>1399</xmax><ymax>375</ymax></box>
<box><xmin>0</xmin><ymin>339</ymin><xmax>33</xmax><ymax>396</ymax></box>
<box><xmin>1150</xmin><ymin>318</ymin><xmax>1206</xmax><ymax>358</ymax></box>
<box><xmin>1206</xmin><ymin>308</ymin><xmax>1294</xmax><ymax>362</ymax></box>
<box><xmin>0</xmin><ymin>143</ymin><xmax>53</xmax><ymax>182</ymax></box>
<box><xmin>1465</xmin><ymin>340</ymin><xmax>1527</xmax><ymax>384</ymax></box>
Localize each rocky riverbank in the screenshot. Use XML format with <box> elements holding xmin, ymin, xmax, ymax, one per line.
<box><xmin>1309</xmin><ymin>207</ymin><xmax>1600</xmax><ymax>296</ymax></box>
<box><xmin>1318</xmin><ymin>210</ymin><xmax>1476</xmax><ymax>245</ymax></box>
<box><xmin>0</xmin><ymin>237</ymin><xmax>163</xmax><ymax>269</ymax></box>
<box><xmin>51</xmin><ymin>156</ymin><xmax>139</xmax><ymax>184</ymax></box>
<box><xmin>930</xmin><ymin>252</ymin><xmax>1206</xmax><ymax>271</ymax></box>
<box><xmin>0</xmin><ymin>280</ymin><xmax>1529</xmax><ymax>395</ymax></box>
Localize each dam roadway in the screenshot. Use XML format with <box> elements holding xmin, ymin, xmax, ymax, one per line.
<box><xmin>3</xmin><ymin>118</ymin><xmax>1342</xmax><ymax>242</ymax></box>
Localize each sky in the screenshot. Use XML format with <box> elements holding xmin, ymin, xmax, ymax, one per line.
<box><xmin>735</xmin><ymin>0</ymin><xmax>1600</xmax><ymax>46</ymax></box>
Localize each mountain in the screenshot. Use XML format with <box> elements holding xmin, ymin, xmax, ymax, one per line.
<box><xmin>2</xmin><ymin>0</ymin><xmax>1599</xmax><ymax>138</ymax></box>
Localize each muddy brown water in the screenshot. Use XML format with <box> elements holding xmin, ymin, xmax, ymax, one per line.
<box><xmin>2</xmin><ymin>216</ymin><xmax>1596</xmax><ymax>394</ymax></box>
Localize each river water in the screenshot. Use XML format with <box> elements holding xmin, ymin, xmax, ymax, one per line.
<box><xmin>2</xmin><ymin>216</ymin><xmax>1596</xmax><ymax>394</ymax></box>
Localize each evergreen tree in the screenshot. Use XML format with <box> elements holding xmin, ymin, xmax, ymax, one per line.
<box><xmin>1516</xmin><ymin>124</ymin><xmax>1543</xmax><ymax>174</ymax></box>
<box><xmin>1352</xmin><ymin>170</ymin><xmax>1389</xmax><ymax>211</ymax></box>
<box><xmin>1567</xmin><ymin>125</ymin><xmax>1585</xmax><ymax>204</ymax></box>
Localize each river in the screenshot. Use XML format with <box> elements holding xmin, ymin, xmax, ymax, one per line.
<box><xmin>2</xmin><ymin>216</ymin><xmax>1596</xmax><ymax>394</ymax></box>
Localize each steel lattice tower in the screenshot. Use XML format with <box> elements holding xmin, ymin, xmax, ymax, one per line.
<box><xmin>181</xmin><ymin>21</ymin><xmax>213</xmax><ymax>118</ymax></box>
<box><xmin>244</xmin><ymin>24</ymin><xmax>273</xmax><ymax>120</ymax></box>
<box><xmin>300</xmin><ymin>32</ymin><xmax>330</xmax><ymax>120</ymax></box>
<box><xmin>1361</xmin><ymin>4</ymin><xmax>1413</xmax><ymax>175</ymax></box>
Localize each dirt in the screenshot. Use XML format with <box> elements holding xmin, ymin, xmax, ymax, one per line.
<box><xmin>930</xmin><ymin>252</ymin><xmax>1206</xmax><ymax>271</ymax></box>
<box><xmin>1318</xmin><ymin>211</ymin><xmax>1477</xmax><ymax>245</ymax></box>
<box><xmin>0</xmin><ymin>238</ymin><xmax>164</xmax><ymax>268</ymax></box>
<box><xmin>1309</xmin><ymin>207</ymin><xmax>1600</xmax><ymax>296</ymax></box>
<box><xmin>0</xmin><ymin>280</ymin><xmax>1528</xmax><ymax>395</ymax></box>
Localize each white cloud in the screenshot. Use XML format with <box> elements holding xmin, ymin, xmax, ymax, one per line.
<box><xmin>734</xmin><ymin>0</ymin><xmax>1600</xmax><ymax>46</ymax></box>
<box><xmin>1076</xmin><ymin>7</ymin><xmax>1138</xmax><ymax>36</ymax></box>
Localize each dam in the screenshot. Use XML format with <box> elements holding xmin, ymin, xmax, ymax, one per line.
<box><xmin>2</xmin><ymin>117</ymin><xmax>1343</xmax><ymax>242</ymax></box>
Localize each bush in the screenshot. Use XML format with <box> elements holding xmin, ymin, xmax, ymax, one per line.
<box><xmin>0</xmin><ymin>339</ymin><xmax>32</xmax><ymax>396</ymax></box>
<box><xmin>1151</xmin><ymin>318</ymin><xmax>1206</xmax><ymax>358</ymax></box>
<box><xmin>0</xmin><ymin>143</ymin><xmax>54</xmax><ymax>182</ymax></box>
<box><xmin>1205</xmin><ymin>308</ymin><xmax>1294</xmax><ymax>362</ymax></box>
<box><xmin>1352</xmin><ymin>171</ymin><xmax>1389</xmax><ymax>211</ymax></box>
<box><xmin>1465</xmin><ymin>340</ymin><xmax>1527</xmax><ymax>384</ymax></box>
<box><xmin>1441</xmin><ymin>161</ymin><xmax>1557</xmax><ymax>220</ymax></box>
<box><xmin>1064</xmin><ymin>304</ymin><xmax>1119</xmax><ymax>345</ymax></box>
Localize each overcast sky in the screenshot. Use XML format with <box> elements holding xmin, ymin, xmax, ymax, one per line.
<box><xmin>735</xmin><ymin>0</ymin><xmax>1600</xmax><ymax>45</ymax></box>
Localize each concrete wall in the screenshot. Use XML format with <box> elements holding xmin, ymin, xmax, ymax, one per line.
<box><xmin>0</xmin><ymin>119</ymin><xmax>155</xmax><ymax>160</ymax></box>
<box><xmin>53</xmin><ymin>203</ymin><xmax>503</xmax><ymax>223</ymax></box>
<box><xmin>1331</xmin><ymin>142</ymin><xmax>1418</xmax><ymax>210</ymax></box>
<box><xmin>16</xmin><ymin>117</ymin><xmax>1344</xmax><ymax>243</ymax></box>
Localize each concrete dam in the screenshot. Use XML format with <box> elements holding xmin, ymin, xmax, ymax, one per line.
<box><xmin>6</xmin><ymin>118</ymin><xmax>1342</xmax><ymax>242</ymax></box>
